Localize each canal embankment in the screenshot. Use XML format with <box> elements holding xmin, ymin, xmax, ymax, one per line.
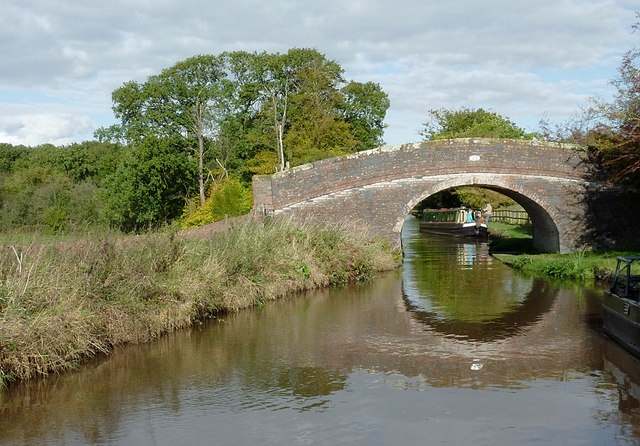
<box><xmin>0</xmin><ymin>218</ymin><xmax>401</xmax><ymax>387</ymax></box>
<box><xmin>493</xmin><ymin>251</ymin><xmax>637</xmax><ymax>282</ymax></box>
<box><xmin>485</xmin><ymin>221</ymin><xmax>638</xmax><ymax>282</ymax></box>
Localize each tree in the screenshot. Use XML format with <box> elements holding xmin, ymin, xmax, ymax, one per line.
<box><xmin>537</xmin><ymin>13</ymin><xmax>640</xmax><ymax>185</ymax></box>
<box><xmin>99</xmin><ymin>49</ymin><xmax>392</xmax><ymax>229</ymax></box>
<box><xmin>161</xmin><ymin>55</ymin><xmax>226</xmax><ymax>205</ymax></box>
<box><xmin>104</xmin><ymin>137</ymin><xmax>196</xmax><ymax>232</ymax></box>
<box><xmin>421</xmin><ymin>107</ymin><xmax>537</xmax><ymax>141</ymax></box>
<box><xmin>586</xmin><ymin>32</ymin><xmax>640</xmax><ymax>183</ymax></box>
<box><xmin>340</xmin><ymin>81</ymin><xmax>390</xmax><ymax>151</ymax></box>
<box><xmin>102</xmin><ymin>55</ymin><xmax>225</xmax><ymax>206</ymax></box>
<box><xmin>283</xmin><ymin>49</ymin><xmax>358</xmax><ymax>165</ymax></box>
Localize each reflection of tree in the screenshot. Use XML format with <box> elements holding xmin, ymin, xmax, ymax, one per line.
<box><xmin>404</xmin><ymin>237</ymin><xmax>530</xmax><ymax>323</ymax></box>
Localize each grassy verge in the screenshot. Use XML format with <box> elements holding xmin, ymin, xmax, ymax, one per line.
<box><xmin>487</xmin><ymin>222</ymin><xmax>639</xmax><ymax>281</ymax></box>
<box><xmin>501</xmin><ymin>251</ymin><xmax>640</xmax><ymax>282</ymax></box>
<box><xmin>0</xmin><ymin>218</ymin><xmax>401</xmax><ymax>387</ymax></box>
<box><xmin>488</xmin><ymin>222</ymin><xmax>535</xmax><ymax>254</ymax></box>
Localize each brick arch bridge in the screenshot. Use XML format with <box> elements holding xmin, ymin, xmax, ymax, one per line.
<box><xmin>252</xmin><ymin>139</ymin><xmax>600</xmax><ymax>253</ymax></box>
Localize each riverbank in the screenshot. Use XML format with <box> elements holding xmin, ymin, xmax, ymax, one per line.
<box><xmin>493</xmin><ymin>251</ymin><xmax>639</xmax><ymax>282</ymax></box>
<box><xmin>0</xmin><ymin>218</ymin><xmax>401</xmax><ymax>387</ymax></box>
<box><xmin>487</xmin><ymin>222</ymin><xmax>639</xmax><ymax>282</ymax></box>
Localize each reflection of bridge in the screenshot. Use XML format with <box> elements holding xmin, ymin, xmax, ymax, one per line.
<box><xmin>403</xmin><ymin>278</ymin><xmax>557</xmax><ymax>342</ymax></box>
<box><xmin>252</xmin><ymin>138</ymin><xmax>627</xmax><ymax>253</ymax></box>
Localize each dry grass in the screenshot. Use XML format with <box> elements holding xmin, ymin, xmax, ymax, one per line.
<box><xmin>0</xmin><ymin>217</ymin><xmax>400</xmax><ymax>387</ymax></box>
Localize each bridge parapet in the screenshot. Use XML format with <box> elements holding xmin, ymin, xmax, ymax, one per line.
<box><xmin>255</xmin><ymin>139</ymin><xmax>588</xmax><ymax>212</ymax></box>
<box><xmin>251</xmin><ymin>139</ymin><xmax>633</xmax><ymax>253</ymax></box>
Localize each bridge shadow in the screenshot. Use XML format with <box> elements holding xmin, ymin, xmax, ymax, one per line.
<box><xmin>576</xmin><ymin>150</ymin><xmax>640</xmax><ymax>250</ymax></box>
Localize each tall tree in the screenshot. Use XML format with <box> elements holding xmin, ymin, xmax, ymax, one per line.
<box><xmin>103</xmin><ymin>55</ymin><xmax>225</xmax><ymax>206</ymax></box>
<box><xmin>340</xmin><ymin>81</ymin><xmax>390</xmax><ymax>151</ymax></box>
<box><xmin>160</xmin><ymin>55</ymin><xmax>226</xmax><ymax>205</ymax></box>
<box><xmin>585</xmin><ymin>30</ymin><xmax>640</xmax><ymax>183</ymax></box>
<box><xmin>283</xmin><ymin>49</ymin><xmax>357</xmax><ymax>165</ymax></box>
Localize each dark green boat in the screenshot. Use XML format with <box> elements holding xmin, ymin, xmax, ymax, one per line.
<box><xmin>420</xmin><ymin>207</ymin><xmax>488</xmax><ymax>238</ymax></box>
<box><xmin>603</xmin><ymin>256</ymin><xmax>640</xmax><ymax>357</ymax></box>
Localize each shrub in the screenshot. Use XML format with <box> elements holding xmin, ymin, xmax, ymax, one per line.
<box><xmin>180</xmin><ymin>177</ymin><xmax>253</xmax><ymax>229</ymax></box>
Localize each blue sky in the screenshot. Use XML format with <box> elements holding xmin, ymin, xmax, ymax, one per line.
<box><xmin>0</xmin><ymin>0</ymin><xmax>637</xmax><ymax>146</ymax></box>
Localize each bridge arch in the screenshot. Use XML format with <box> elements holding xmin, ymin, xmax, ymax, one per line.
<box><xmin>252</xmin><ymin>139</ymin><xmax>598</xmax><ymax>253</ymax></box>
<box><xmin>399</xmin><ymin>174</ymin><xmax>562</xmax><ymax>252</ymax></box>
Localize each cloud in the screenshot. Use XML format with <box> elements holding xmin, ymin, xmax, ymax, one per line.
<box><xmin>0</xmin><ymin>0</ymin><xmax>637</xmax><ymax>146</ymax></box>
<box><xmin>0</xmin><ymin>105</ymin><xmax>94</xmax><ymax>146</ymax></box>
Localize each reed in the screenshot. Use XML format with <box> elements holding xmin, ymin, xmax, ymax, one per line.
<box><xmin>0</xmin><ymin>218</ymin><xmax>400</xmax><ymax>387</ymax></box>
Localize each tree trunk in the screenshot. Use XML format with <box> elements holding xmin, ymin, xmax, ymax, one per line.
<box><xmin>198</xmin><ymin>134</ymin><xmax>205</xmax><ymax>206</ymax></box>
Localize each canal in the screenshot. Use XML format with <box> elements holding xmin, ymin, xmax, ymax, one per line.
<box><xmin>1</xmin><ymin>216</ymin><xmax>639</xmax><ymax>445</ymax></box>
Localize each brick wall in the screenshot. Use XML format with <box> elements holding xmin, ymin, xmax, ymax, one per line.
<box><xmin>252</xmin><ymin>138</ymin><xmax>632</xmax><ymax>253</ymax></box>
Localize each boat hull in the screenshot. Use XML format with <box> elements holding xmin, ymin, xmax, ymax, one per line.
<box><xmin>603</xmin><ymin>291</ymin><xmax>640</xmax><ymax>358</ymax></box>
<box><xmin>419</xmin><ymin>221</ymin><xmax>487</xmax><ymax>237</ymax></box>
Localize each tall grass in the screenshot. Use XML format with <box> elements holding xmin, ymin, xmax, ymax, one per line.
<box><xmin>0</xmin><ymin>218</ymin><xmax>400</xmax><ymax>387</ymax></box>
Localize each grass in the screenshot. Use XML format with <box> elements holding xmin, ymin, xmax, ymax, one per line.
<box><xmin>506</xmin><ymin>250</ymin><xmax>640</xmax><ymax>281</ymax></box>
<box><xmin>488</xmin><ymin>222</ymin><xmax>536</xmax><ymax>254</ymax></box>
<box><xmin>0</xmin><ymin>218</ymin><xmax>401</xmax><ymax>387</ymax></box>
<box><xmin>486</xmin><ymin>222</ymin><xmax>639</xmax><ymax>282</ymax></box>
<box><xmin>0</xmin><ymin>225</ymin><xmax>127</xmax><ymax>245</ymax></box>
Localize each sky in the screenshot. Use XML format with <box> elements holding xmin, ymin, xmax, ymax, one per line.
<box><xmin>0</xmin><ymin>0</ymin><xmax>638</xmax><ymax>147</ymax></box>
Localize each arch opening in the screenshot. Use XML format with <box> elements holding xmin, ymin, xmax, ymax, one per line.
<box><xmin>401</xmin><ymin>182</ymin><xmax>561</xmax><ymax>253</ymax></box>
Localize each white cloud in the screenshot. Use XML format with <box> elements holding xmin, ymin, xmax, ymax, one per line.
<box><xmin>0</xmin><ymin>0</ymin><xmax>637</xmax><ymax>146</ymax></box>
<box><xmin>0</xmin><ymin>106</ymin><xmax>94</xmax><ymax>146</ymax></box>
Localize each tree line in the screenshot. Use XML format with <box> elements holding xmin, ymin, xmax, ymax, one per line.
<box><xmin>1</xmin><ymin>22</ymin><xmax>638</xmax><ymax>234</ymax></box>
<box><xmin>0</xmin><ymin>49</ymin><xmax>390</xmax><ymax>234</ymax></box>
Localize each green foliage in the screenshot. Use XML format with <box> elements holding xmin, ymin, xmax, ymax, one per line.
<box><xmin>180</xmin><ymin>177</ymin><xmax>253</xmax><ymax>229</ymax></box>
<box><xmin>0</xmin><ymin>166</ymin><xmax>108</xmax><ymax>233</ymax></box>
<box><xmin>246</xmin><ymin>150</ymin><xmax>279</xmax><ymax>175</ymax></box>
<box><xmin>104</xmin><ymin>137</ymin><xmax>197</xmax><ymax>232</ymax></box>
<box><xmin>417</xmin><ymin>186</ymin><xmax>514</xmax><ymax>211</ymax></box>
<box><xmin>99</xmin><ymin>49</ymin><xmax>390</xmax><ymax>175</ymax></box>
<box><xmin>0</xmin><ymin>143</ymin><xmax>28</xmax><ymax>173</ymax></box>
<box><xmin>585</xmin><ymin>31</ymin><xmax>640</xmax><ymax>184</ymax></box>
<box><xmin>340</xmin><ymin>81</ymin><xmax>390</xmax><ymax>151</ymax></box>
<box><xmin>421</xmin><ymin>107</ymin><xmax>537</xmax><ymax>141</ymax></box>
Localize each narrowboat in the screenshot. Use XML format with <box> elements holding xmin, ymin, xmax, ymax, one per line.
<box><xmin>420</xmin><ymin>207</ymin><xmax>488</xmax><ymax>237</ymax></box>
<box><xmin>603</xmin><ymin>256</ymin><xmax>640</xmax><ymax>357</ymax></box>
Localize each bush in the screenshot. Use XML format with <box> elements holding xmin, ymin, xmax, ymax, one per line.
<box><xmin>105</xmin><ymin>137</ymin><xmax>197</xmax><ymax>231</ymax></box>
<box><xmin>180</xmin><ymin>177</ymin><xmax>253</xmax><ymax>229</ymax></box>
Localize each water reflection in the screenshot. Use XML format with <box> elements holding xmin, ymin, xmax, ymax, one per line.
<box><xmin>0</xmin><ymin>217</ymin><xmax>639</xmax><ymax>445</ymax></box>
<box><xmin>402</xmin><ymin>221</ymin><xmax>557</xmax><ymax>341</ymax></box>
<box><xmin>404</xmin><ymin>278</ymin><xmax>558</xmax><ymax>341</ymax></box>
<box><xmin>601</xmin><ymin>339</ymin><xmax>640</xmax><ymax>438</ymax></box>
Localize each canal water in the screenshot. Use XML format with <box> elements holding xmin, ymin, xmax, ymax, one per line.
<box><xmin>1</xmin><ymin>216</ymin><xmax>640</xmax><ymax>445</ymax></box>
